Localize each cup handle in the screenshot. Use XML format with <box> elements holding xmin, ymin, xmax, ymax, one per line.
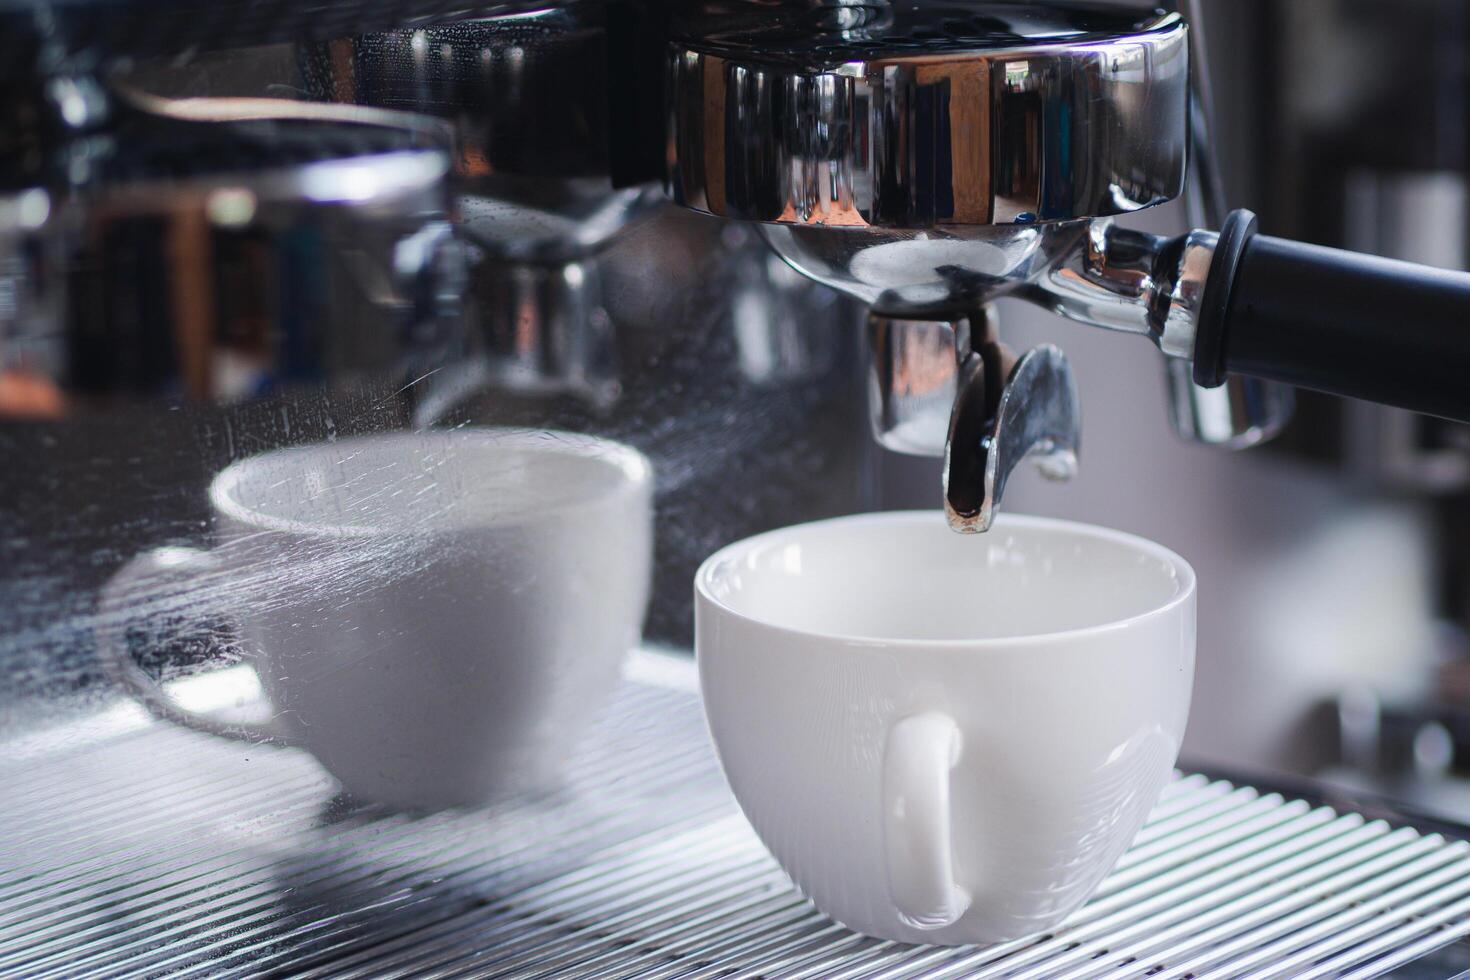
<box><xmin>97</xmin><ymin>546</ymin><xmax>289</xmax><ymax>744</ymax></box>
<box><xmin>883</xmin><ymin>712</ymin><xmax>971</xmax><ymax>931</ymax></box>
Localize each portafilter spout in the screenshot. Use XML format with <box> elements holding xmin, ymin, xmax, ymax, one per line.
<box><xmin>665</xmin><ymin>1</ymin><xmax>1470</xmax><ymax>531</ymax></box>
<box><xmin>868</xmin><ymin>307</ymin><xmax>1079</xmax><ymax>532</ymax></box>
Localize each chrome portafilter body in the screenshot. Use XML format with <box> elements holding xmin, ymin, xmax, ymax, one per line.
<box><xmin>664</xmin><ymin>1</ymin><xmax>1291</xmax><ymax>529</ymax></box>
<box><xmin>666</xmin><ymin>5</ymin><xmax>1190</xmax><ymax>231</ymax></box>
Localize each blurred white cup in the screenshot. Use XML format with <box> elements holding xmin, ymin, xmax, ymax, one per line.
<box><xmin>100</xmin><ymin>428</ymin><xmax>653</xmax><ymax>810</ymax></box>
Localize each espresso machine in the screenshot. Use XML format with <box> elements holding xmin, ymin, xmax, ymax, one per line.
<box><xmin>6</xmin><ymin>0</ymin><xmax>1470</xmax><ymax>975</ymax></box>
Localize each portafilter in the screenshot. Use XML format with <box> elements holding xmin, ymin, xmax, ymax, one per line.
<box><xmin>666</xmin><ymin>2</ymin><xmax>1470</xmax><ymax>530</ymax></box>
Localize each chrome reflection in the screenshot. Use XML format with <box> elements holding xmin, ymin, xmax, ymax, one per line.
<box><xmin>1165</xmin><ymin>0</ymin><xmax>1295</xmax><ymax>449</ymax></box>
<box><xmin>763</xmin><ymin>220</ymin><xmax>1088</xmax><ymax>317</ymax></box>
<box><xmin>0</xmin><ymin>97</ymin><xmax>457</xmax><ymax>406</ymax></box>
<box><xmin>668</xmin><ymin>13</ymin><xmax>1187</xmax><ymax>229</ymax></box>
<box><xmin>868</xmin><ymin>314</ymin><xmax>962</xmax><ymax>457</ymax></box>
<box><xmin>335</xmin><ymin>13</ymin><xmax>668</xmax><ymax>409</ymax></box>
<box><xmin>0</xmin><ymin>188</ymin><xmax>64</xmax><ymax>419</ymax></box>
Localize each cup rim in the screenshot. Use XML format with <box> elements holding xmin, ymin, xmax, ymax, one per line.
<box><xmin>209</xmin><ymin>427</ymin><xmax>652</xmax><ymax>538</ymax></box>
<box><xmin>695</xmin><ymin>510</ymin><xmax>1196</xmax><ymax>649</ymax></box>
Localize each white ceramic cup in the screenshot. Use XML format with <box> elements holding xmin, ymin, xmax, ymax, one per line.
<box><xmin>695</xmin><ymin>511</ymin><xmax>1195</xmax><ymax>945</ymax></box>
<box><xmin>100</xmin><ymin>429</ymin><xmax>653</xmax><ymax>810</ymax></box>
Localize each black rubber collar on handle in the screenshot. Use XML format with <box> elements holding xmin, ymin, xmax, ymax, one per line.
<box><xmin>1193</xmin><ymin>208</ymin><xmax>1259</xmax><ymax>389</ymax></box>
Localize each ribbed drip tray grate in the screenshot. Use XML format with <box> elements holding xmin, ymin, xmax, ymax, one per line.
<box><xmin>2</xmin><ymin>651</ymin><xmax>1469</xmax><ymax>979</ymax></box>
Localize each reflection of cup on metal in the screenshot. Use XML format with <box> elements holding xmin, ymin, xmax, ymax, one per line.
<box><xmin>696</xmin><ymin>512</ymin><xmax>1194</xmax><ymax>944</ymax></box>
<box><xmin>98</xmin><ymin>428</ymin><xmax>653</xmax><ymax>811</ymax></box>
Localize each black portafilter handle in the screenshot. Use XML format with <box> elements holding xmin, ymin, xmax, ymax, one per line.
<box><xmin>1193</xmin><ymin>209</ymin><xmax>1470</xmax><ymax>424</ymax></box>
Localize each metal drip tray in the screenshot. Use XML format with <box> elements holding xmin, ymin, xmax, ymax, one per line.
<box><xmin>3</xmin><ymin>652</ymin><xmax>1470</xmax><ymax>979</ymax></box>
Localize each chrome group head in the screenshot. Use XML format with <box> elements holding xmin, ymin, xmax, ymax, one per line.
<box><xmin>663</xmin><ymin>2</ymin><xmax>1291</xmax><ymax>529</ymax></box>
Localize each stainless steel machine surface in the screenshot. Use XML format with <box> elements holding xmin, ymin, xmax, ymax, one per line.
<box><xmin>4</xmin><ymin>651</ymin><xmax>1470</xmax><ymax>980</ymax></box>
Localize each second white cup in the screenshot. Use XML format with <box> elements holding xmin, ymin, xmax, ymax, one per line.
<box><xmin>696</xmin><ymin>511</ymin><xmax>1195</xmax><ymax>945</ymax></box>
<box><xmin>100</xmin><ymin>428</ymin><xmax>653</xmax><ymax>810</ymax></box>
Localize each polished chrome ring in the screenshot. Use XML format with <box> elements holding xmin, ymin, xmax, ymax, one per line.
<box><xmin>666</xmin><ymin>11</ymin><xmax>1189</xmax><ymax>229</ymax></box>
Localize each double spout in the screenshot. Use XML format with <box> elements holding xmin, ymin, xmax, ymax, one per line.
<box><xmin>864</xmin><ymin>218</ymin><xmax>1238</xmax><ymax>532</ymax></box>
<box><xmin>869</xmin><ymin>309</ymin><xmax>1078</xmax><ymax>532</ymax></box>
